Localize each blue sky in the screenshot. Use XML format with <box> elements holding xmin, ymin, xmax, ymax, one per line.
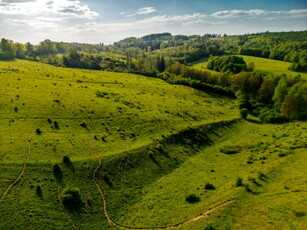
<box><xmin>0</xmin><ymin>0</ymin><xmax>306</xmax><ymax>44</ymax></box>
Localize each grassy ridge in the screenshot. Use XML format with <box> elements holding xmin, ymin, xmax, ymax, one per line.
<box><xmin>104</xmin><ymin>121</ymin><xmax>306</xmax><ymax>229</ymax></box>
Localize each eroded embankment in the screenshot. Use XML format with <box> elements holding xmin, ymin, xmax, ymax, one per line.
<box><xmin>92</xmin><ymin>118</ymin><xmax>240</xmax><ymax>229</ymax></box>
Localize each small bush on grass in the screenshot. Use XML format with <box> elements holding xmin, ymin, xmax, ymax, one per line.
<box><xmin>54</xmin><ymin>121</ymin><xmax>60</xmax><ymax>130</ymax></box>
<box><xmin>80</xmin><ymin>122</ymin><xmax>87</xmax><ymax>129</ymax></box>
<box><xmin>236</xmin><ymin>178</ymin><xmax>243</xmax><ymax>187</ymax></box>
<box><xmin>293</xmin><ymin>210</ymin><xmax>306</xmax><ymax>217</ymax></box>
<box><xmin>220</xmin><ymin>146</ymin><xmax>240</xmax><ymax>154</ymax></box>
<box><xmin>185</xmin><ymin>194</ymin><xmax>200</xmax><ymax>203</ymax></box>
<box><xmin>36</xmin><ymin>128</ymin><xmax>42</xmax><ymax>135</ymax></box>
<box><xmin>63</xmin><ymin>156</ymin><xmax>75</xmax><ymax>172</ymax></box>
<box><xmin>240</xmin><ymin>108</ymin><xmax>248</xmax><ymax>119</ymax></box>
<box><xmin>205</xmin><ymin>224</ymin><xmax>217</xmax><ymax>230</ymax></box>
<box><xmin>36</xmin><ymin>185</ymin><xmax>43</xmax><ymax>198</ymax></box>
<box><xmin>259</xmin><ymin>108</ymin><xmax>288</xmax><ymax>124</ymax></box>
<box><xmin>205</xmin><ymin>183</ymin><xmax>216</xmax><ymax>190</ymax></box>
<box><xmin>61</xmin><ymin>187</ymin><xmax>83</xmax><ymax>208</ymax></box>
<box><xmin>53</xmin><ymin>164</ymin><xmax>63</xmax><ymax>182</ymax></box>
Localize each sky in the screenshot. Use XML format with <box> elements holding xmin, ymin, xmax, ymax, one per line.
<box><xmin>0</xmin><ymin>0</ymin><xmax>306</xmax><ymax>44</ymax></box>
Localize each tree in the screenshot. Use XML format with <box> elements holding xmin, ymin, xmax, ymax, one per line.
<box><xmin>26</xmin><ymin>42</ymin><xmax>34</xmax><ymax>57</ymax></box>
<box><xmin>37</xmin><ymin>39</ymin><xmax>57</xmax><ymax>55</ymax></box>
<box><xmin>257</xmin><ymin>78</ymin><xmax>276</xmax><ymax>104</ymax></box>
<box><xmin>15</xmin><ymin>44</ymin><xmax>25</xmax><ymax>59</ymax></box>
<box><xmin>157</xmin><ymin>56</ymin><xmax>166</xmax><ymax>72</ymax></box>
<box><xmin>0</xmin><ymin>38</ymin><xmax>15</xmax><ymax>60</ymax></box>
<box><xmin>281</xmin><ymin>93</ymin><xmax>299</xmax><ymax>119</ymax></box>
<box><xmin>273</xmin><ymin>79</ymin><xmax>288</xmax><ymax>110</ymax></box>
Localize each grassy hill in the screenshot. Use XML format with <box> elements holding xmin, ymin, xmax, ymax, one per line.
<box><xmin>0</xmin><ymin>60</ymin><xmax>306</xmax><ymax>229</ymax></box>
<box><xmin>192</xmin><ymin>55</ymin><xmax>307</xmax><ymax>79</ymax></box>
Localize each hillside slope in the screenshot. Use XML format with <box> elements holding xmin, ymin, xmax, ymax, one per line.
<box><xmin>0</xmin><ymin>60</ymin><xmax>237</xmax><ymax>229</ymax></box>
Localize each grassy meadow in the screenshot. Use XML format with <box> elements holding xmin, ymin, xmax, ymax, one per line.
<box><xmin>0</xmin><ymin>59</ymin><xmax>306</xmax><ymax>229</ymax></box>
<box><xmin>192</xmin><ymin>55</ymin><xmax>307</xmax><ymax>79</ymax></box>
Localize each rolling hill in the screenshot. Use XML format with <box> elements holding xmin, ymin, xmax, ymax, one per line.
<box><xmin>0</xmin><ymin>60</ymin><xmax>306</xmax><ymax>230</ymax></box>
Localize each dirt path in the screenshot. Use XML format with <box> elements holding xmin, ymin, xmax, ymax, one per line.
<box><xmin>88</xmin><ymin>120</ymin><xmax>234</xmax><ymax>229</ymax></box>
<box><xmin>0</xmin><ymin>131</ymin><xmax>33</xmax><ymax>201</ymax></box>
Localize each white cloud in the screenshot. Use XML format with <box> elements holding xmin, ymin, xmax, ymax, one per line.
<box><xmin>211</xmin><ymin>9</ymin><xmax>266</xmax><ymax>18</ymax></box>
<box><xmin>0</xmin><ymin>0</ymin><xmax>99</xmax><ymax>19</ymax></box>
<box><xmin>211</xmin><ymin>8</ymin><xmax>307</xmax><ymax>19</ymax></box>
<box><xmin>136</xmin><ymin>7</ymin><xmax>157</xmax><ymax>15</ymax></box>
<box><xmin>288</xmin><ymin>9</ymin><xmax>307</xmax><ymax>15</ymax></box>
<box><xmin>7</xmin><ymin>18</ymin><xmax>57</xmax><ymax>29</ymax></box>
<box><xmin>78</xmin><ymin>13</ymin><xmax>208</xmax><ymax>33</ymax></box>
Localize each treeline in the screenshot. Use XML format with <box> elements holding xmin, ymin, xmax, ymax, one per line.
<box><xmin>207</xmin><ymin>55</ymin><xmax>254</xmax><ymax>73</ymax></box>
<box><xmin>113</xmin><ymin>33</ymin><xmax>220</xmax><ymax>51</ymax></box>
<box><xmin>232</xmin><ymin>72</ymin><xmax>306</xmax><ymax>122</ymax></box>
<box><xmin>161</xmin><ymin>62</ymin><xmax>234</xmax><ymax>96</ymax></box>
<box><xmin>224</xmin><ymin>31</ymin><xmax>307</xmax><ymax>71</ymax></box>
<box><xmin>163</xmin><ymin>60</ymin><xmax>306</xmax><ymax>122</ymax></box>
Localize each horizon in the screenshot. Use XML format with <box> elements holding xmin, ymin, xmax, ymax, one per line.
<box><xmin>1</xmin><ymin>0</ymin><xmax>307</xmax><ymax>45</ymax></box>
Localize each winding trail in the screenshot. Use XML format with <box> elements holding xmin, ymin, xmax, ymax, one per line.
<box><xmin>0</xmin><ymin>131</ymin><xmax>33</xmax><ymax>201</ymax></box>
<box><xmin>88</xmin><ymin>120</ymin><xmax>235</xmax><ymax>229</ymax></box>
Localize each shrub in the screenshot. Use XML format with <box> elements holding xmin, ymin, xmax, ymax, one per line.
<box><xmin>240</xmin><ymin>108</ymin><xmax>248</xmax><ymax>119</ymax></box>
<box><xmin>278</xmin><ymin>152</ymin><xmax>287</xmax><ymax>157</ymax></box>
<box><xmin>80</xmin><ymin>122</ymin><xmax>87</xmax><ymax>129</ymax></box>
<box><xmin>36</xmin><ymin>128</ymin><xmax>42</xmax><ymax>135</ymax></box>
<box><xmin>185</xmin><ymin>194</ymin><xmax>200</xmax><ymax>203</ymax></box>
<box><xmin>258</xmin><ymin>108</ymin><xmax>288</xmax><ymax>124</ymax></box>
<box><xmin>47</xmin><ymin>118</ymin><xmax>52</xmax><ymax>124</ymax></box>
<box><xmin>61</xmin><ymin>187</ymin><xmax>82</xmax><ymax>207</ymax></box>
<box><xmin>220</xmin><ymin>146</ymin><xmax>240</xmax><ymax>154</ymax></box>
<box><xmin>53</xmin><ymin>164</ymin><xmax>63</xmax><ymax>181</ymax></box>
<box><xmin>293</xmin><ymin>210</ymin><xmax>306</xmax><ymax>217</ymax></box>
<box><xmin>205</xmin><ymin>225</ymin><xmax>217</xmax><ymax>230</ymax></box>
<box><xmin>54</xmin><ymin>121</ymin><xmax>60</xmax><ymax>130</ymax></box>
<box><xmin>236</xmin><ymin>178</ymin><xmax>243</xmax><ymax>187</ymax></box>
<box><xmin>63</xmin><ymin>156</ymin><xmax>75</xmax><ymax>172</ymax></box>
<box><xmin>204</xmin><ymin>183</ymin><xmax>216</xmax><ymax>190</ymax></box>
<box><xmin>36</xmin><ymin>185</ymin><xmax>43</xmax><ymax>198</ymax></box>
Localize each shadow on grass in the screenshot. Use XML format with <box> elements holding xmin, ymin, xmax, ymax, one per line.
<box><xmin>246</xmin><ymin>118</ymin><xmax>262</xmax><ymax>124</ymax></box>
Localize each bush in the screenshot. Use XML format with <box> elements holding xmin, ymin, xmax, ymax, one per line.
<box><xmin>204</xmin><ymin>183</ymin><xmax>216</xmax><ymax>190</ymax></box>
<box><xmin>258</xmin><ymin>108</ymin><xmax>288</xmax><ymax>124</ymax></box>
<box><xmin>36</xmin><ymin>185</ymin><xmax>43</xmax><ymax>198</ymax></box>
<box><xmin>293</xmin><ymin>210</ymin><xmax>306</xmax><ymax>217</ymax></box>
<box><xmin>220</xmin><ymin>146</ymin><xmax>240</xmax><ymax>154</ymax></box>
<box><xmin>240</xmin><ymin>108</ymin><xmax>248</xmax><ymax>119</ymax></box>
<box><xmin>36</xmin><ymin>128</ymin><xmax>42</xmax><ymax>135</ymax></box>
<box><xmin>63</xmin><ymin>156</ymin><xmax>74</xmax><ymax>172</ymax></box>
<box><xmin>185</xmin><ymin>194</ymin><xmax>200</xmax><ymax>203</ymax></box>
<box><xmin>53</xmin><ymin>121</ymin><xmax>60</xmax><ymax>130</ymax></box>
<box><xmin>61</xmin><ymin>187</ymin><xmax>82</xmax><ymax>207</ymax></box>
<box><xmin>236</xmin><ymin>178</ymin><xmax>243</xmax><ymax>187</ymax></box>
<box><xmin>80</xmin><ymin>122</ymin><xmax>87</xmax><ymax>129</ymax></box>
<box><xmin>53</xmin><ymin>164</ymin><xmax>63</xmax><ymax>181</ymax></box>
<box><xmin>205</xmin><ymin>225</ymin><xmax>217</xmax><ymax>230</ymax></box>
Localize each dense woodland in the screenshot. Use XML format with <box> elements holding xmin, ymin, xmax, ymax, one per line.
<box><xmin>1</xmin><ymin>31</ymin><xmax>307</xmax><ymax>122</ymax></box>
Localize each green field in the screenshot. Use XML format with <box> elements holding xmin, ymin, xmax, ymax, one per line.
<box><xmin>0</xmin><ymin>60</ymin><xmax>306</xmax><ymax>229</ymax></box>
<box><xmin>192</xmin><ymin>55</ymin><xmax>307</xmax><ymax>79</ymax></box>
